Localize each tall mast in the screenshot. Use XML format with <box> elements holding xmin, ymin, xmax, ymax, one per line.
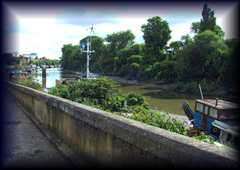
<box><xmin>82</xmin><ymin>24</ymin><xmax>95</xmax><ymax>79</ymax></box>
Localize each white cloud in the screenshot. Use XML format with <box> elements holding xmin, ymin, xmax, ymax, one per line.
<box><xmin>169</xmin><ymin>20</ymin><xmax>196</xmax><ymax>43</ymax></box>
<box><xmin>16</xmin><ymin>16</ymin><xmax>89</xmax><ymax>59</ymax></box>
<box><xmin>95</xmin><ymin>17</ymin><xmax>146</xmax><ymax>42</ymax></box>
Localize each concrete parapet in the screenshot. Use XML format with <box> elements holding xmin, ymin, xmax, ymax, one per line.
<box><xmin>8</xmin><ymin>82</ymin><xmax>239</xmax><ymax>168</ymax></box>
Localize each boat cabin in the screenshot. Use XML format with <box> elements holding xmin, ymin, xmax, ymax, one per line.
<box><xmin>193</xmin><ymin>98</ymin><xmax>239</xmax><ymax>138</ymax></box>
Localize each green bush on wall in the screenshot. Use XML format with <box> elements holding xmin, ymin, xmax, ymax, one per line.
<box><xmin>18</xmin><ymin>78</ymin><xmax>42</xmax><ymax>91</ymax></box>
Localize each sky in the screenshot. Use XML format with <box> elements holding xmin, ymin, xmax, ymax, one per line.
<box><xmin>3</xmin><ymin>2</ymin><xmax>239</xmax><ymax>59</ymax></box>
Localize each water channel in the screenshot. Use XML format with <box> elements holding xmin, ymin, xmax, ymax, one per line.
<box><xmin>32</xmin><ymin>68</ymin><xmax>195</xmax><ymax>115</ymax></box>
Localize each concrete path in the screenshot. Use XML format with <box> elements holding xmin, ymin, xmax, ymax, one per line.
<box><xmin>1</xmin><ymin>92</ymin><xmax>74</xmax><ymax>168</ymax></box>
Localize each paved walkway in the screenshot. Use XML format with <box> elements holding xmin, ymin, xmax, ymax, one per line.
<box><xmin>1</xmin><ymin>92</ymin><xmax>74</xmax><ymax>168</ymax></box>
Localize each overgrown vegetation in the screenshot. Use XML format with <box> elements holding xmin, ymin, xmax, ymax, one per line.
<box><xmin>18</xmin><ymin>77</ymin><xmax>42</xmax><ymax>90</ymax></box>
<box><xmin>193</xmin><ymin>134</ymin><xmax>216</xmax><ymax>144</ymax></box>
<box><xmin>49</xmin><ymin>77</ymin><xmax>148</xmax><ymax>112</ymax></box>
<box><xmin>49</xmin><ymin>77</ymin><xmax>218</xmax><ymax>141</ymax></box>
<box><xmin>49</xmin><ymin>77</ymin><xmax>219</xmax><ymax>143</ymax></box>
<box><xmin>130</xmin><ymin>106</ymin><xmax>188</xmax><ymax>135</ymax></box>
<box><xmin>60</xmin><ymin>3</ymin><xmax>238</xmax><ymax>98</ymax></box>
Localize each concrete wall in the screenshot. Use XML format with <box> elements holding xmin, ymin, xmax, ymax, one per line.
<box><xmin>9</xmin><ymin>82</ymin><xmax>238</xmax><ymax>168</ymax></box>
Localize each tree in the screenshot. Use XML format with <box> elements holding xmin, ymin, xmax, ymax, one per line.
<box><xmin>181</xmin><ymin>34</ymin><xmax>193</xmax><ymax>47</ymax></box>
<box><xmin>61</xmin><ymin>44</ymin><xmax>83</xmax><ymax>71</ymax></box>
<box><xmin>102</xmin><ymin>30</ymin><xmax>135</xmax><ymax>73</ymax></box>
<box><xmin>179</xmin><ymin>30</ymin><xmax>228</xmax><ymax>81</ymax></box>
<box><xmin>219</xmin><ymin>39</ymin><xmax>239</xmax><ymax>87</ymax></box>
<box><xmin>168</xmin><ymin>41</ymin><xmax>184</xmax><ymax>58</ymax></box>
<box><xmin>191</xmin><ymin>22</ymin><xmax>200</xmax><ymax>33</ymax></box>
<box><xmin>155</xmin><ymin>60</ymin><xmax>179</xmax><ymax>83</ymax></box>
<box><xmin>80</xmin><ymin>36</ymin><xmax>105</xmax><ymax>73</ymax></box>
<box><xmin>200</xmin><ymin>3</ymin><xmax>216</xmax><ymax>31</ymax></box>
<box><xmin>191</xmin><ymin>3</ymin><xmax>224</xmax><ymax>38</ymax></box>
<box><xmin>141</xmin><ymin>16</ymin><xmax>171</xmax><ymax>63</ymax></box>
<box><xmin>105</xmin><ymin>30</ymin><xmax>135</xmax><ymax>53</ymax></box>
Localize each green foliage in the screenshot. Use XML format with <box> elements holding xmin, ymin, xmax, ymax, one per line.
<box><xmin>174</xmin><ymin>79</ymin><xmax>218</xmax><ymax>96</ymax></box>
<box><xmin>176</xmin><ymin>30</ymin><xmax>228</xmax><ymax>82</ymax></box>
<box><xmin>191</xmin><ymin>3</ymin><xmax>224</xmax><ymax>38</ymax></box>
<box><xmin>168</xmin><ymin>41</ymin><xmax>184</xmax><ymax>58</ymax></box>
<box><xmin>104</xmin><ymin>30</ymin><xmax>135</xmax><ymax>68</ymax></box>
<box><xmin>49</xmin><ymin>84</ymin><xmax>70</xmax><ymax>98</ymax></box>
<box><xmin>191</xmin><ymin>22</ymin><xmax>200</xmax><ymax>33</ymax></box>
<box><xmin>126</xmin><ymin>93</ymin><xmax>145</xmax><ymax>106</ymax></box>
<box><xmin>131</xmin><ymin>107</ymin><xmax>188</xmax><ymax>135</ymax></box>
<box><xmin>49</xmin><ymin>77</ymin><xmax>189</xmax><ymax>136</ymax></box>
<box><xmin>105</xmin><ymin>30</ymin><xmax>135</xmax><ymax>50</ymax></box>
<box><xmin>155</xmin><ymin>60</ymin><xmax>179</xmax><ymax>82</ymax></box>
<box><xmin>18</xmin><ymin>78</ymin><xmax>42</xmax><ymax>90</ymax></box>
<box><xmin>127</xmin><ymin>55</ymin><xmax>143</xmax><ymax>64</ymax></box>
<box><xmin>141</xmin><ymin>16</ymin><xmax>171</xmax><ymax>62</ymax></box>
<box><xmin>80</xmin><ymin>36</ymin><xmax>105</xmax><ymax>72</ymax></box>
<box><xmin>49</xmin><ymin>77</ymin><xmax>148</xmax><ymax>112</ymax></box>
<box><xmin>61</xmin><ymin>44</ymin><xmax>83</xmax><ymax>71</ymax></box>
<box><xmin>31</xmin><ymin>59</ymin><xmax>60</xmax><ymax>67</ymax></box>
<box><xmin>105</xmin><ymin>95</ymin><xmax>127</xmax><ymax>112</ymax></box>
<box><xmin>71</xmin><ymin>77</ymin><xmax>118</xmax><ymax>102</ymax></box>
<box><xmin>194</xmin><ymin>134</ymin><xmax>216</xmax><ymax>144</ymax></box>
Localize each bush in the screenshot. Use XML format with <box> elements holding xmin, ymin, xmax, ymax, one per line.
<box><xmin>18</xmin><ymin>78</ymin><xmax>42</xmax><ymax>90</ymax></box>
<box><xmin>49</xmin><ymin>84</ymin><xmax>70</xmax><ymax>98</ymax></box>
<box><xmin>174</xmin><ymin>79</ymin><xmax>218</xmax><ymax>97</ymax></box>
<box><xmin>127</xmin><ymin>55</ymin><xmax>143</xmax><ymax>64</ymax></box>
<box><xmin>104</xmin><ymin>95</ymin><xmax>126</xmax><ymax>112</ymax></box>
<box><xmin>194</xmin><ymin>134</ymin><xmax>216</xmax><ymax>144</ymax></box>
<box><xmin>131</xmin><ymin>106</ymin><xmax>188</xmax><ymax>135</ymax></box>
<box><xmin>49</xmin><ymin>77</ymin><xmax>189</xmax><ymax>136</ymax></box>
<box><xmin>154</xmin><ymin>60</ymin><xmax>179</xmax><ymax>83</ymax></box>
<box><xmin>49</xmin><ymin>77</ymin><xmax>148</xmax><ymax>112</ymax></box>
<box><xmin>126</xmin><ymin>93</ymin><xmax>145</xmax><ymax>106</ymax></box>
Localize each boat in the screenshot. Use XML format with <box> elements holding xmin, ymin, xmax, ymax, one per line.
<box><xmin>182</xmin><ymin>85</ymin><xmax>239</xmax><ymax>147</ymax></box>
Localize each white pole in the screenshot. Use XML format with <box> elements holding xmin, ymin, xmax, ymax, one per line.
<box><xmin>199</xmin><ymin>84</ymin><xmax>204</xmax><ymax>100</ymax></box>
<box><xmin>82</xmin><ymin>24</ymin><xmax>95</xmax><ymax>79</ymax></box>
<box><xmin>86</xmin><ymin>39</ymin><xmax>90</xmax><ymax>79</ymax></box>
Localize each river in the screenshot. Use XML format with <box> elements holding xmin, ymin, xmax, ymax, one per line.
<box><xmin>32</xmin><ymin>68</ymin><xmax>195</xmax><ymax>115</ymax></box>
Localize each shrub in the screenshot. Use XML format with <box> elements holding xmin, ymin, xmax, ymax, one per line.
<box><xmin>126</xmin><ymin>93</ymin><xmax>145</xmax><ymax>106</ymax></box>
<box><xmin>49</xmin><ymin>84</ymin><xmax>70</xmax><ymax>98</ymax></box>
<box><xmin>104</xmin><ymin>95</ymin><xmax>126</xmax><ymax>112</ymax></box>
<box><xmin>154</xmin><ymin>60</ymin><xmax>179</xmax><ymax>83</ymax></box>
<box><xmin>49</xmin><ymin>77</ymin><xmax>150</xmax><ymax>112</ymax></box>
<box><xmin>18</xmin><ymin>78</ymin><xmax>42</xmax><ymax>90</ymax></box>
<box><xmin>174</xmin><ymin>79</ymin><xmax>218</xmax><ymax>97</ymax></box>
<box><xmin>131</xmin><ymin>106</ymin><xmax>188</xmax><ymax>135</ymax></box>
<box><xmin>48</xmin><ymin>77</ymin><xmax>189</xmax><ymax>136</ymax></box>
<box><xmin>194</xmin><ymin>134</ymin><xmax>216</xmax><ymax>144</ymax></box>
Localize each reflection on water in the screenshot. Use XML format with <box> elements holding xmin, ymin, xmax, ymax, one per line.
<box><xmin>32</xmin><ymin>68</ymin><xmax>195</xmax><ymax>115</ymax></box>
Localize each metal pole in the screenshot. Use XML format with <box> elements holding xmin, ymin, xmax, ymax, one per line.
<box><xmin>199</xmin><ymin>84</ymin><xmax>204</xmax><ymax>100</ymax></box>
<box><xmin>86</xmin><ymin>38</ymin><xmax>90</xmax><ymax>79</ymax></box>
<box><xmin>82</xmin><ymin>24</ymin><xmax>95</xmax><ymax>79</ymax></box>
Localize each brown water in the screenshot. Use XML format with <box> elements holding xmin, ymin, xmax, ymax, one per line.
<box><xmin>118</xmin><ymin>83</ymin><xmax>195</xmax><ymax>115</ymax></box>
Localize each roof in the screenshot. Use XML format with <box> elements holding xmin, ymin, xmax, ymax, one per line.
<box><xmin>212</xmin><ymin>120</ymin><xmax>239</xmax><ymax>135</ymax></box>
<box><xmin>196</xmin><ymin>99</ymin><xmax>239</xmax><ymax>110</ymax></box>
